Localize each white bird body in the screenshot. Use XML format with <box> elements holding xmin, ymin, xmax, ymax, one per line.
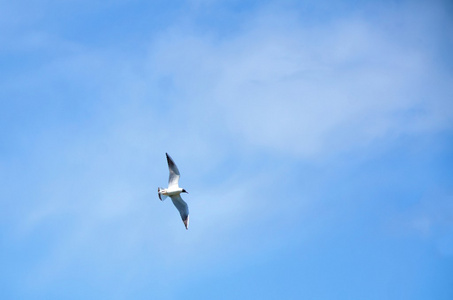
<box><xmin>158</xmin><ymin>153</ymin><xmax>190</xmax><ymax>229</ymax></box>
<box><xmin>159</xmin><ymin>187</ymin><xmax>185</xmax><ymax>196</ymax></box>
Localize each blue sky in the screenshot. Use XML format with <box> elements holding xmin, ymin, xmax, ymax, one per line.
<box><xmin>1</xmin><ymin>0</ymin><xmax>452</xmax><ymax>299</ymax></box>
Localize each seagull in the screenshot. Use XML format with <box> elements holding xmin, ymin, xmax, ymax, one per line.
<box><xmin>158</xmin><ymin>153</ymin><xmax>189</xmax><ymax>229</ymax></box>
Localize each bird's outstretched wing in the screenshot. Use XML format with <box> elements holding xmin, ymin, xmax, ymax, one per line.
<box><xmin>170</xmin><ymin>194</ymin><xmax>189</xmax><ymax>230</ymax></box>
<box><xmin>166</xmin><ymin>153</ymin><xmax>180</xmax><ymax>188</ymax></box>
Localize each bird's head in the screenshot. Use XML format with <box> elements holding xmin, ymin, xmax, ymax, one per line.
<box><xmin>182</xmin><ymin>189</ymin><xmax>189</xmax><ymax>194</ymax></box>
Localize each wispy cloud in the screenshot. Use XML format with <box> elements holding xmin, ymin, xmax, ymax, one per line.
<box><xmin>142</xmin><ymin>3</ymin><xmax>452</xmax><ymax>158</ymax></box>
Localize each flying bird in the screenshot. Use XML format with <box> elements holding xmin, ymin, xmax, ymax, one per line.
<box><xmin>158</xmin><ymin>153</ymin><xmax>189</xmax><ymax>229</ymax></box>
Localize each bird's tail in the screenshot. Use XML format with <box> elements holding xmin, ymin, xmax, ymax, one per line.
<box><xmin>158</xmin><ymin>187</ymin><xmax>167</xmax><ymax>201</ymax></box>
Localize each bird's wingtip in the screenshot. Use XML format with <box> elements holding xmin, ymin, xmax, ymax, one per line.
<box><xmin>183</xmin><ymin>217</ymin><xmax>189</xmax><ymax>230</ymax></box>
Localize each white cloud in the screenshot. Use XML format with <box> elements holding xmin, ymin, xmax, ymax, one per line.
<box><xmin>143</xmin><ymin>3</ymin><xmax>453</xmax><ymax>158</ymax></box>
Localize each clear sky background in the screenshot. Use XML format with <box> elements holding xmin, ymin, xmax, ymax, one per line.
<box><xmin>1</xmin><ymin>0</ymin><xmax>452</xmax><ymax>299</ymax></box>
